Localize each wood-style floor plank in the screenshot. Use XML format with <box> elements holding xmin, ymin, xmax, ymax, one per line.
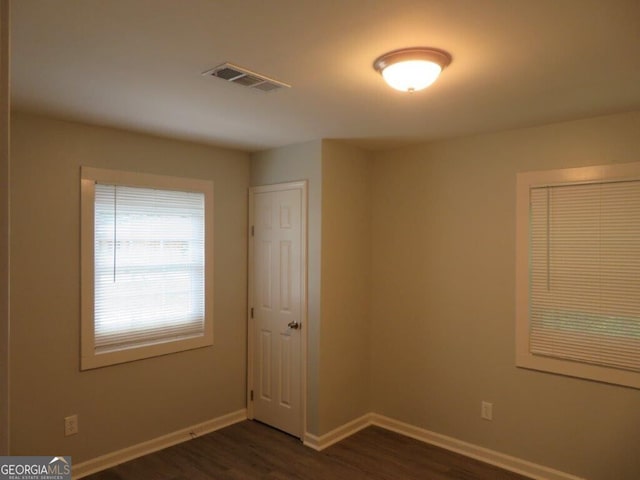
<box><xmin>82</xmin><ymin>420</ymin><xmax>532</xmax><ymax>480</ymax></box>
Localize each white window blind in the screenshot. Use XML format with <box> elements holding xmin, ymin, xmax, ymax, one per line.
<box><xmin>529</xmin><ymin>179</ymin><xmax>640</xmax><ymax>373</ymax></box>
<box><xmin>94</xmin><ymin>184</ymin><xmax>206</xmax><ymax>354</ymax></box>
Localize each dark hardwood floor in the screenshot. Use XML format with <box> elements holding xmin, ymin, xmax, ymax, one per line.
<box><xmin>82</xmin><ymin>420</ymin><xmax>532</xmax><ymax>480</ymax></box>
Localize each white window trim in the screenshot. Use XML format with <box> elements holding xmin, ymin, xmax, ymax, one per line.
<box><xmin>80</xmin><ymin>167</ymin><xmax>214</xmax><ymax>370</ymax></box>
<box><xmin>516</xmin><ymin>162</ymin><xmax>640</xmax><ymax>389</ymax></box>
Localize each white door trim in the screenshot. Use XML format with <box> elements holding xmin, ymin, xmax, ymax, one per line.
<box><xmin>247</xmin><ymin>181</ymin><xmax>307</xmax><ymax>438</ymax></box>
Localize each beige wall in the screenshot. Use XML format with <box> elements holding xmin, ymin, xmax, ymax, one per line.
<box><xmin>9</xmin><ymin>112</ymin><xmax>250</xmax><ymax>462</ymax></box>
<box><xmin>319</xmin><ymin>140</ymin><xmax>371</xmax><ymax>433</ymax></box>
<box><xmin>370</xmin><ymin>111</ymin><xmax>640</xmax><ymax>480</ymax></box>
<box><xmin>250</xmin><ymin>141</ymin><xmax>323</xmax><ymax>434</ymax></box>
<box><xmin>0</xmin><ymin>0</ymin><xmax>9</xmax><ymax>455</ymax></box>
<box><xmin>8</xmin><ymin>105</ymin><xmax>640</xmax><ymax>478</ymax></box>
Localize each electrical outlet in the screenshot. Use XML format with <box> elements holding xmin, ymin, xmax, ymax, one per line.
<box><xmin>481</xmin><ymin>401</ymin><xmax>493</xmax><ymax>421</ymax></box>
<box><xmin>64</xmin><ymin>414</ymin><xmax>78</xmax><ymax>436</ymax></box>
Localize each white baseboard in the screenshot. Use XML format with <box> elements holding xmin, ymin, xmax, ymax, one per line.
<box><xmin>73</xmin><ymin>409</ymin><xmax>247</xmax><ymax>479</ymax></box>
<box><xmin>369</xmin><ymin>414</ymin><xmax>585</xmax><ymax>480</ymax></box>
<box><xmin>303</xmin><ymin>413</ymin><xmax>372</xmax><ymax>451</ymax></box>
<box><xmin>73</xmin><ymin>408</ymin><xmax>583</xmax><ymax>480</ymax></box>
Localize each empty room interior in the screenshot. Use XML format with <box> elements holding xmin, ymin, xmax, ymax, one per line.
<box><xmin>2</xmin><ymin>1</ymin><xmax>640</xmax><ymax>479</ymax></box>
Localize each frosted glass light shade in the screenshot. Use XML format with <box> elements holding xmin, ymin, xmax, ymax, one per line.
<box><xmin>381</xmin><ymin>60</ymin><xmax>443</xmax><ymax>92</ymax></box>
<box><xmin>374</xmin><ymin>47</ymin><xmax>452</xmax><ymax>93</ymax></box>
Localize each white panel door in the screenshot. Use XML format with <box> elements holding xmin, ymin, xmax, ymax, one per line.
<box><xmin>249</xmin><ymin>182</ymin><xmax>306</xmax><ymax>437</ymax></box>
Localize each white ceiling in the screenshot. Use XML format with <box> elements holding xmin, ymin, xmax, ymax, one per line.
<box><xmin>10</xmin><ymin>0</ymin><xmax>640</xmax><ymax>152</ymax></box>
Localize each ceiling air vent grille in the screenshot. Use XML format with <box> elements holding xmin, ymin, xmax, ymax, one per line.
<box><xmin>202</xmin><ymin>62</ymin><xmax>290</xmax><ymax>92</ymax></box>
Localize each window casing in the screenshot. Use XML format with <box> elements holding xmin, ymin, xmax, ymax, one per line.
<box><xmin>81</xmin><ymin>167</ymin><xmax>214</xmax><ymax>369</ymax></box>
<box><xmin>516</xmin><ymin>162</ymin><xmax>640</xmax><ymax>389</ymax></box>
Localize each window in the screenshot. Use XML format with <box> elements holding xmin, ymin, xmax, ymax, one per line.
<box><xmin>81</xmin><ymin>167</ymin><xmax>213</xmax><ymax>369</ymax></box>
<box><xmin>516</xmin><ymin>162</ymin><xmax>640</xmax><ymax>389</ymax></box>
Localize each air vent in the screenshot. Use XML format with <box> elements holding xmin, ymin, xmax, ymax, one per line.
<box><xmin>202</xmin><ymin>62</ymin><xmax>290</xmax><ymax>92</ymax></box>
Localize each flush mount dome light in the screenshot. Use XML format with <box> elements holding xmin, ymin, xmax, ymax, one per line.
<box><xmin>373</xmin><ymin>47</ymin><xmax>452</xmax><ymax>92</ymax></box>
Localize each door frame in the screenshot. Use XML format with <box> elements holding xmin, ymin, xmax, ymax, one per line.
<box><xmin>247</xmin><ymin>180</ymin><xmax>308</xmax><ymax>438</ymax></box>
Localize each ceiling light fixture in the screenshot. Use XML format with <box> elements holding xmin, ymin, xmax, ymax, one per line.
<box><xmin>373</xmin><ymin>47</ymin><xmax>452</xmax><ymax>93</ymax></box>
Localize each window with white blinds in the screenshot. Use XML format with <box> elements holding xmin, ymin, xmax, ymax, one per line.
<box><xmin>81</xmin><ymin>167</ymin><xmax>214</xmax><ymax>370</ymax></box>
<box><xmin>516</xmin><ymin>163</ymin><xmax>640</xmax><ymax>389</ymax></box>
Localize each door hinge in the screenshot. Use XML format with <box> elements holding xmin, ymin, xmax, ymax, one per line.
<box><xmin>250</xmin><ymin>390</ymin><xmax>254</xmax><ymax>401</ymax></box>
<box><xmin>251</xmin><ymin>225</ymin><xmax>254</xmax><ymax>237</ymax></box>
<box><xmin>250</xmin><ymin>307</ymin><xmax>254</xmax><ymax>318</ymax></box>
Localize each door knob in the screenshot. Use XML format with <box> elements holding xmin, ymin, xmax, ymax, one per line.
<box><xmin>287</xmin><ymin>321</ymin><xmax>300</xmax><ymax>330</ymax></box>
